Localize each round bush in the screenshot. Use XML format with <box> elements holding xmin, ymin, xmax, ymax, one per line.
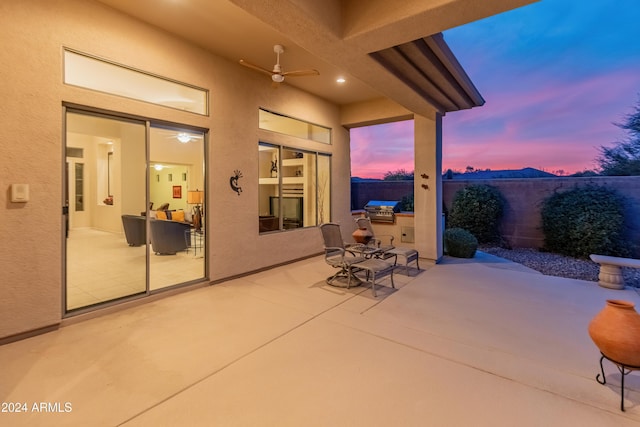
<box><xmin>444</xmin><ymin>228</ymin><xmax>478</xmax><ymax>258</ymax></box>
<box><xmin>400</xmin><ymin>193</ymin><xmax>414</xmax><ymax>212</ymax></box>
<box><xmin>448</xmin><ymin>185</ymin><xmax>505</xmax><ymax>243</ymax></box>
<box><xmin>541</xmin><ymin>185</ymin><xmax>629</xmax><ymax>258</ymax></box>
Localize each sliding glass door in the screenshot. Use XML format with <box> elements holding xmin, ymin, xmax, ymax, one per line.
<box><xmin>65</xmin><ymin>111</ymin><xmax>147</xmax><ymax>311</ymax></box>
<box><xmin>149</xmin><ymin>125</ymin><xmax>205</xmax><ymax>290</ymax></box>
<box><xmin>64</xmin><ymin>110</ymin><xmax>206</xmax><ymax>313</ymax></box>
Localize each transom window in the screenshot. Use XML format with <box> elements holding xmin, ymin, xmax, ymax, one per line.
<box><xmin>64</xmin><ymin>49</ymin><xmax>208</xmax><ymax>115</ymax></box>
<box><xmin>259</xmin><ymin>109</ymin><xmax>331</xmax><ymax>144</ymax></box>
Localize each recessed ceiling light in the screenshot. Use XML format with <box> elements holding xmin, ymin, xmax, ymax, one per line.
<box><xmin>336</xmin><ymin>77</ymin><xmax>346</xmax><ymax>83</ymax></box>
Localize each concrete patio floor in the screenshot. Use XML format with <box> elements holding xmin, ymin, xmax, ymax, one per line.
<box><xmin>1</xmin><ymin>252</ymin><xmax>640</xmax><ymax>426</ymax></box>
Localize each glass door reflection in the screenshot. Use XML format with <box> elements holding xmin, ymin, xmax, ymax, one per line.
<box><xmin>64</xmin><ymin>113</ymin><xmax>207</xmax><ymax>312</ymax></box>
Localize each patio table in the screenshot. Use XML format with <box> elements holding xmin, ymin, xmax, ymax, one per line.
<box><xmin>347</xmin><ymin>243</ymin><xmax>382</xmax><ymax>259</ymax></box>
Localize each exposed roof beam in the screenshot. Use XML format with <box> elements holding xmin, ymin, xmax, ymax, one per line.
<box><xmin>370</xmin><ymin>33</ymin><xmax>485</xmax><ymax>114</ymax></box>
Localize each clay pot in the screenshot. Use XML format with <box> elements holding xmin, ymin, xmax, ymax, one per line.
<box><xmin>588</xmin><ymin>299</ymin><xmax>640</xmax><ymax>367</ymax></box>
<box><xmin>352</xmin><ymin>227</ymin><xmax>373</xmax><ymax>244</ymax></box>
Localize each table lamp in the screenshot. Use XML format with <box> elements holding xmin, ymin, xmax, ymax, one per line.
<box><xmin>187</xmin><ymin>189</ymin><xmax>204</xmax><ymax>231</ymax></box>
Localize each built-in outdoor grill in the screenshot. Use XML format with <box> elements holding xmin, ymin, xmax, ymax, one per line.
<box><xmin>364</xmin><ymin>200</ymin><xmax>401</xmax><ymax>223</ymax></box>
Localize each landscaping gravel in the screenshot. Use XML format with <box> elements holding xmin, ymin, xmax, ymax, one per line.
<box><xmin>480</xmin><ymin>246</ymin><xmax>640</xmax><ymax>288</ymax></box>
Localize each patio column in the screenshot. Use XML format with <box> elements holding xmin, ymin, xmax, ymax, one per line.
<box><xmin>414</xmin><ymin>113</ymin><xmax>443</xmax><ymax>263</ymax></box>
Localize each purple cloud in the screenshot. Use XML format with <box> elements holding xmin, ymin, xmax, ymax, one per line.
<box><xmin>351</xmin><ymin>0</ymin><xmax>640</xmax><ymax>178</ymax></box>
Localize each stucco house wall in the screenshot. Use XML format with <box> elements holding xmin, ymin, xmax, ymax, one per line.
<box><xmin>0</xmin><ymin>0</ymin><xmax>353</xmax><ymax>339</ymax></box>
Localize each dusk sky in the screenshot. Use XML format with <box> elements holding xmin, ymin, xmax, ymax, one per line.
<box><xmin>351</xmin><ymin>0</ymin><xmax>640</xmax><ymax>179</ymax></box>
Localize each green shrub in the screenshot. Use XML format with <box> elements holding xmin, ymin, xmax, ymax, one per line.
<box><xmin>448</xmin><ymin>185</ymin><xmax>505</xmax><ymax>243</ymax></box>
<box><xmin>541</xmin><ymin>185</ymin><xmax>629</xmax><ymax>258</ymax></box>
<box><xmin>400</xmin><ymin>193</ymin><xmax>414</xmax><ymax>211</ymax></box>
<box><xmin>444</xmin><ymin>228</ymin><xmax>478</xmax><ymax>258</ymax></box>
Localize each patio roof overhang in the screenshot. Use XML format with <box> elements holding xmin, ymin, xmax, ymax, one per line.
<box><xmin>370</xmin><ymin>33</ymin><xmax>485</xmax><ymax>114</ymax></box>
<box><xmin>96</xmin><ymin>0</ymin><xmax>533</xmax><ymax>118</ymax></box>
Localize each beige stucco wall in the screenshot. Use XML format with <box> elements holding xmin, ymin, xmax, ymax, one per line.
<box><xmin>413</xmin><ymin>114</ymin><xmax>443</xmax><ymax>262</ymax></box>
<box><xmin>0</xmin><ymin>0</ymin><xmax>352</xmax><ymax>339</ymax></box>
<box><xmin>341</xmin><ymin>98</ymin><xmax>413</xmax><ymax>128</ymax></box>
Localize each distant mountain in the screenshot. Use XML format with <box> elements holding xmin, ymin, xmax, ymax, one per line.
<box><xmin>350</xmin><ymin>177</ymin><xmax>383</xmax><ymax>182</ymax></box>
<box><xmin>353</xmin><ymin>167</ymin><xmax>557</xmax><ymax>182</ymax></box>
<box><xmin>443</xmin><ymin>167</ymin><xmax>556</xmax><ymax>180</ymax></box>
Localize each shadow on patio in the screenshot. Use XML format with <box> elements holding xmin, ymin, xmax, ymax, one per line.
<box><xmin>1</xmin><ymin>252</ymin><xmax>639</xmax><ymax>426</ymax></box>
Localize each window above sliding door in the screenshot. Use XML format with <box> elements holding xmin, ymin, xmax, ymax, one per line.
<box><xmin>63</xmin><ymin>49</ymin><xmax>209</xmax><ymax>115</ymax></box>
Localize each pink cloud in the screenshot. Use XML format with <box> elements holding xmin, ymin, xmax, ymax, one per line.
<box><xmin>351</xmin><ymin>122</ymin><xmax>414</xmax><ymax>179</ymax></box>
<box><xmin>442</xmin><ymin>68</ymin><xmax>640</xmax><ymax>174</ymax></box>
<box><xmin>351</xmin><ymin>67</ymin><xmax>640</xmax><ymax>178</ymax></box>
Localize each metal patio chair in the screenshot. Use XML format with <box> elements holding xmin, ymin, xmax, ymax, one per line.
<box><xmin>355</xmin><ymin>217</ymin><xmax>420</xmax><ymax>276</ymax></box>
<box><xmin>320</xmin><ymin>223</ymin><xmax>366</xmax><ymax>289</ymax></box>
<box><xmin>354</xmin><ymin>217</ymin><xmax>395</xmax><ymax>254</ymax></box>
<box><xmin>320</xmin><ymin>223</ymin><xmax>396</xmax><ymax>296</ymax></box>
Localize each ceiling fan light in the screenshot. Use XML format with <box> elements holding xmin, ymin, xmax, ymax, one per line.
<box><xmin>177</xmin><ymin>132</ymin><xmax>191</xmax><ymax>143</ymax></box>
<box><xmin>272</xmin><ymin>74</ymin><xmax>284</xmax><ymax>83</ymax></box>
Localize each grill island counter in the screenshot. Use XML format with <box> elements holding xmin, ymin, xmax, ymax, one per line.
<box><xmin>364</xmin><ymin>200</ymin><xmax>401</xmax><ymax>223</ymax></box>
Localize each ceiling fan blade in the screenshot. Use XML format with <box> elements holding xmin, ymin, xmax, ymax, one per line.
<box><xmin>239</xmin><ymin>59</ymin><xmax>274</xmax><ymax>76</ymax></box>
<box><xmin>282</xmin><ymin>69</ymin><xmax>320</xmax><ymax>77</ymax></box>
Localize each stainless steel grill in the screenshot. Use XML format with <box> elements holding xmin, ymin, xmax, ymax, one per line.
<box><xmin>364</xmin><ymin>200</ymin><xmax>401</xmax><ymax>223</ymax></box>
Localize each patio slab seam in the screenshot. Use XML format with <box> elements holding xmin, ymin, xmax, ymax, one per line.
<box><xmin>318</xmin><ymin>302</ymin><xmax>640</xmax><ymax>420</ymax></box>
<box><xmin>314</xmin><ymin>266</ymin><xmax>640</xmax><ymax>419</ymax></box>
<box><xmin>118</xmin><ymin>285</ymin><xmax>380</xmax><ymax>425</ymax></box>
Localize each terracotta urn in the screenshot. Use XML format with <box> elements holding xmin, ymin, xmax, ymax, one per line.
<box><xmin>352</xmin><ymin>227</ymin><xmax>373</xmax><ymax>244</ymax></box>
<box><xmin>588</xmin><ymin>299</ymin><xmax>640</xmax><ymax>367</ymax></box>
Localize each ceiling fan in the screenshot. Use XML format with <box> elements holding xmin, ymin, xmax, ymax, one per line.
<box><xmin>161</xmin><ymin>131</ymin><xmax>204</xmax><ymax>144</ymax></box>
<box><xmin>240</xmin><ymin>44</ymin><xmax>319</xmax><ymax>87</ymax></box>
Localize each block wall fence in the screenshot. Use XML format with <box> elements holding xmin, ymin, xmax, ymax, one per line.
<box><xmin>352</xmin><ymin>177</ymin><xmax>640</xmax><ymax>256</ymax></box>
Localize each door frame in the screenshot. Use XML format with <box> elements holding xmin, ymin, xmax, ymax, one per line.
<box><xmin>62</xmin><ymin>103</ymin><xmax>209</xmax><ymax>317</ymax></box>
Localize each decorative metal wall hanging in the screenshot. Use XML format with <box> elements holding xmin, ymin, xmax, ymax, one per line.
<box><xmin>230</xmin><ymin>170</ymin><xmax>243</xmax><ymax>195</ymax></box>
<box><xmin>421</xmin><ymin>172</ymin><xmax>429</xmax><ymax>190</ymax></box>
